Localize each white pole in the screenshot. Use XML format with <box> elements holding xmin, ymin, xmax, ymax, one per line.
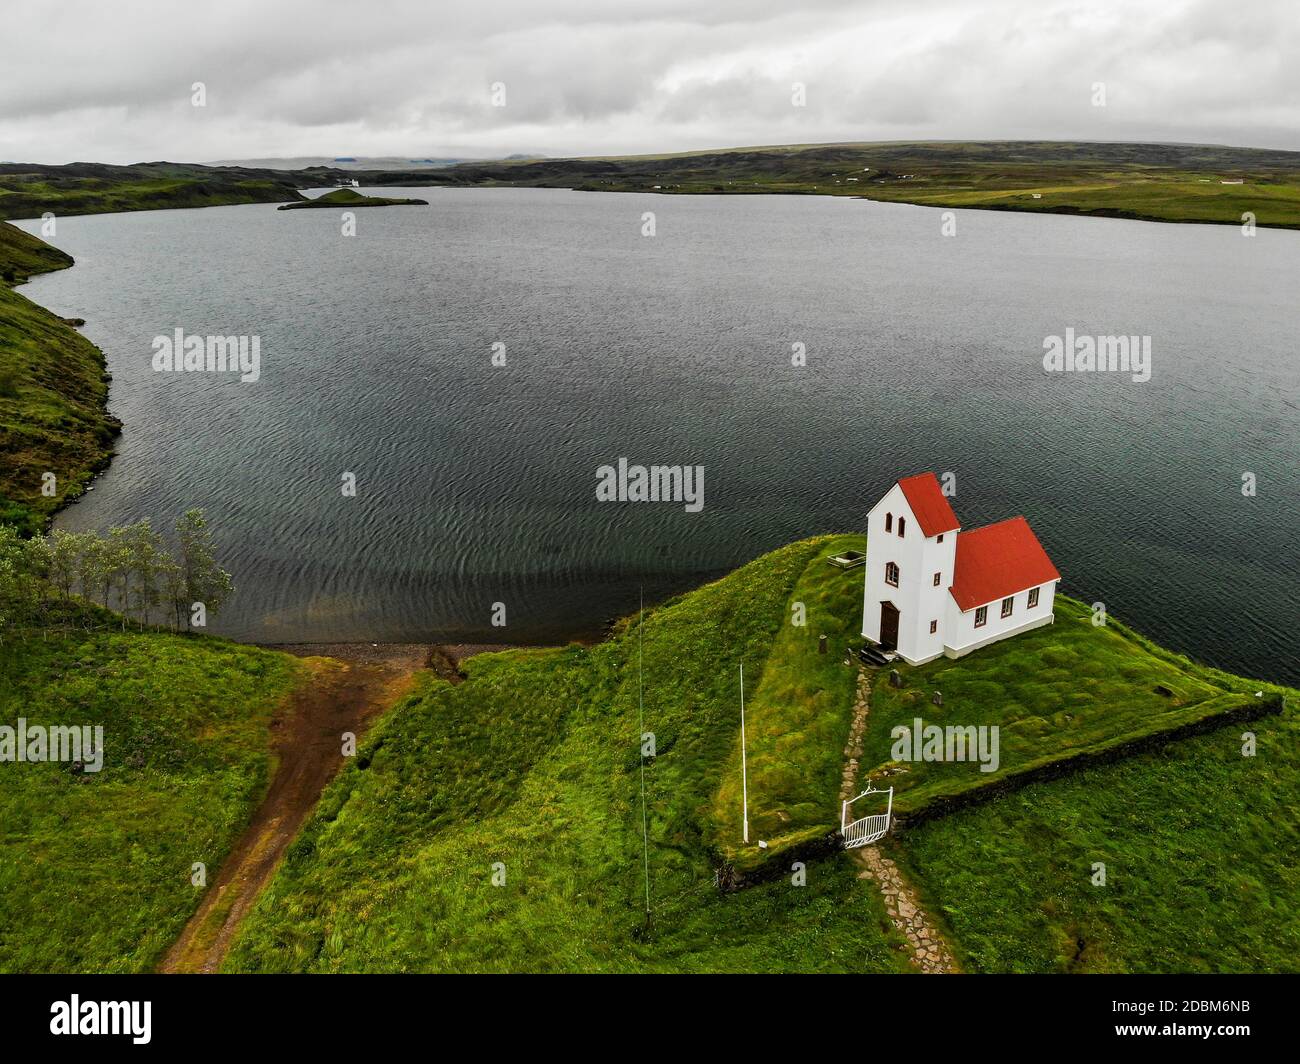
<box><xmin>740</xmin><ymin>662</ymin><xmax>749</xmax><ymax>844</ymax></box>
<box><xmin>638</xmin><ymin>588</ymin><xmax>650</xmax><ymax>914</ymax></box>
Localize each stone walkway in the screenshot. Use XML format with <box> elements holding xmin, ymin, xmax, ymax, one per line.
<box><xmin>838</xmin><ymin>666</ymin><xmax>873</xmax><ymax>801</ymax></box>
<box><xmin>840</xmin><ymin>665</ymin><xmax>958</xmax><ymax>975</ymax></box>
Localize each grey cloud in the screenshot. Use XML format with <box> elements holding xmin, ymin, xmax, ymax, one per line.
<box><xmin>0</xmin><ymin>0</ymin><xmax>1295</xmax><ymax>164</ymax></box>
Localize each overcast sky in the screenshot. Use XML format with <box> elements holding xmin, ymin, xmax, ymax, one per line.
<box><xmin>2</xmin><ymin>0</ymin><xmax>1296</xmax><ymax>165</ymax></box>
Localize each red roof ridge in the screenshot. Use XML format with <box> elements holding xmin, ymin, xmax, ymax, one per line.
<box><xmin>962</xmin><ymin>514</ymin><xmax>1031</xmax><ymax>535</ymax></box>
<box><xmin>895</xmin><ymin>472</ymin><xmax>961</xmax><ymax>537</ymax></box>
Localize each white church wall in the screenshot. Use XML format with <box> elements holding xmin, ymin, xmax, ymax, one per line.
<box><xmin>904</xmin><ymin>530</ymin><xmax>957</xmax><ymax>663</ymax></box>
<box><xmin>943</xmin><ymin>580</ymin><xmax>1059</xmax><ymax>657</ymax></box>
<box><xmin>862</xmin><ymin>483</ymin><xmax>924</xmax><ymax>646</ymax></box>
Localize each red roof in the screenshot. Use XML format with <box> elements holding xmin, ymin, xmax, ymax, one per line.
<box><xmin>896</xmin><ymin>473</ymin><xmax>961</xmax><ymax>537</ymax></box>
<box><xmin>949</xmin><ymin>517</ymin><xmax>1061</xmax><ymax>611</ymax></box>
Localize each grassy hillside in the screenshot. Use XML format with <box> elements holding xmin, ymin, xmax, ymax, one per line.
<box><xmin>0</xmin><ymin>161</ymin><xmax>306</xmax><ymax>221</ymax></box>
<box><xmin>0</xmin><ymin>219</ymin><xmax>72</xmax><ymax>283</ymax></box>
<box><xmin>0</xmin><ymin>222</ymin><xmax>120</xmax><ymax>534</ymax></box>
<box><xmin>0</xmin><ymin>621</ymin><xmax>305</xmax><ymax>972</ymax></box>
<box><xmin>364</xmin><ymin>140</ymin><xmax>1300</xmax><ymax>229</ymax></box>
<box><xmin>896</xmin><ymin>702</ymin><xmax>1299</xmax><ymax>972</ymax></box>
<box><xmin>225</xmin><ymin>537</ymin><xmax>907</xmax><ymax>973</ymax></box>
<box><xmin>226</xmin><ymin>532</ymin><xmax>1293</xmax><ymax>973</ymax></box>
<box><xmin>1</xmin><ymin>530</ymin><xmax>1290</xmax><ymax>974</ymax></box>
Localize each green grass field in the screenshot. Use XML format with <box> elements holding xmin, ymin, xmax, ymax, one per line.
<box><xmin>0</xmin><ymin>622</ymin><xmax>304</xmax><ymax>972</ymax></box>
<box><xmin>896</xmin><ymin>704</ymin><xmax>1299</xmax><ymax>972</ymax></box>
<box><xmin>886</xmin><ymin>620</ymin><xmax>1300</xmax><ymax>973</ymax></box>
<box><xmin>224</xmin><ymin>538</ymin><xmax>907</xmax><ymax>973</ymax></box>
<box><xmin>711</xmin><ymin>534</ymin><xmax>863</xmax><ymax>867</ymax></box>
<box><xmin>0</xmin><ymin>222</ymin><xmax>121</xmax><ymax>535</ymax></box>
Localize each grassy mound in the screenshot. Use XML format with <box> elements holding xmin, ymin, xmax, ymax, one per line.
<box><xmin>0</xmin><ymin>624</ymin><xmax>304</xmax><ymax>972</ymax></box>
<box><xmin>225</xmin><ymin>538</ymin><xmax>905</xmax><ymax>973</ymax></box>
<box><xmin>277</xmin><ymin>188</ymin><xmax>427</xmax><ymax>209</ymax></box>
<box><xmin>0</xmin><ymin>222</ymin><xmax>121</xmax><ymax>534</ymax></box>
<box><xmin>861</xmin><ymin>598</ymin><xmax>1266</xmax><ymax>815</ymax></box>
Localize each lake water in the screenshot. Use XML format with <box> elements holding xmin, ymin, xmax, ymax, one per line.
<box><xmin>15</xmin><ymin>188</ymin><xmax>1299</xmax><ymax>683</ymax></box>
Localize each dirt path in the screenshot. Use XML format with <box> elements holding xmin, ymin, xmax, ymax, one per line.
<box><xmin>840</xmin><ymin>665</ymin><xmax>959</xmax><ymax>975</ymax></box>
<box><xmin>159</xmin><ymin>644</ymin><xmax>432</xmax><ymax>974</ymax></box>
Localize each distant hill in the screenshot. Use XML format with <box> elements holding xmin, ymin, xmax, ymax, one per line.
<box><xmin>211</xmin><ymin>155</ymin><xmax>473</xmax><ymax>171</ymax></box>
<box><xmin>352</xmin><ymin>139</ymin><xmax>1300</xmax><ymax>228</ymax></box>
<box><xmin>10</xmin><ymin>142</ymin><xmax>1298</xmax><ymax>228</ymax></box>
<box><xmin>0</xmin><ymin>161</ymin><xmax>308</xmax><ymax>220</ymax></box>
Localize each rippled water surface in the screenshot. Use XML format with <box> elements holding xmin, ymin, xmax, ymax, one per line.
<box><xmin>16</xmin><ymin>188</ymin><xmax>1299</xmax><ymax>682</ymax></box>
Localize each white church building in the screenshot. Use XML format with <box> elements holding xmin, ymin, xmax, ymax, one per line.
<box><xmin>862</xmin><ymin>473</ymin><xmax>1061</xmax><ymax>665</ymax></box>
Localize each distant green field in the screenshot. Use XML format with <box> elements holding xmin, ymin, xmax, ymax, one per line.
<box><xmin>0</xmin><ymin>622</ymin><xmax>304</xmax><ymax>972</ymax></box>
<box><xmin>225</xmin><ymin>538</ymin><xmax>907</xmax><ymax>973</ymax></box>
<box><xmin>861</xmin><ymin>172</ymin><xmax>1300</xmax><ymax>228</ymax></box>
<box><xmin>897</xmin><ymin>700</ymin><xmax>1298</xmax><ymax>972</ymax></box>
<box><xmin>368</xmin><ymin>140</ymin><xmax>1300</xmax><ymax>229</ymax></box>
<box><xmin>0</xmin><ymin>222</ymin><xmax>120</xmax><ymax>535</ymax></box>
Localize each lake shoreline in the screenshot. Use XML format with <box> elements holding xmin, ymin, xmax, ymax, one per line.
<box><xmin>8</xmin><ymin>189</ymin><xmax>1295</xmax><ymax>686</ymax></box>
<box><xmin>0</xmin><ymin>222</ymin><xmax>121</xmax><ymax>534</ymax></box>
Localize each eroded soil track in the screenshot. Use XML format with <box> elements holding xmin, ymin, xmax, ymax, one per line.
<box><xmin>159</xmin><ymin>644</ymin><xmax>430</xmax><ymax>973</ymax></box>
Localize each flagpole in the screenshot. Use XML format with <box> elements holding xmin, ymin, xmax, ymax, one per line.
<box><xmin>740</xmin><ymin>662</ymin><xmax>749</xmax><ymax>844</ymax></box>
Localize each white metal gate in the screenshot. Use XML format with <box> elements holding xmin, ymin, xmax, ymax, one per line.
<box><xmin>841</xmin><ymin>785</ymin><xmax>893</xmax><ymax>848</ymax></box>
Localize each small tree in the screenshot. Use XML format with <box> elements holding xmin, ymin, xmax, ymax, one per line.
<box><xmin>0</xmin><ymin>526</ymin><xmax>50</xmax><ymax>634</ymax></box>
<box><xmin>21</xmin><ymin>534</ymin><xmax>53</xmax><ymax>633</ymax></box>
<box><xmin>77</xmin><ymin>531</ymin><xmax>115</xmax><ymax>611</ymax></box>
<box><xmin>0</xmin><ymin>526</ymin><xmax>23</xmax><ymax>637</ymax></box>
<box><xmin>46</xmin><ymin>528</ymin><xmax>82</xmax><ymax>601</ymax></box>
<box><xmin>177</xmin><ymin>509</ymin><xmax>233</xmax><ymax>629</ymax></box>
<box><xmin>158</xmin><ymin>555</ymin><xmax>186</xmax><ymax>632</ymax></box>
<box><xmin>105</xmin><ymin>526</ymin><xmax>135</xmax><ymax>629</ymax></box>
<box><xmin>118</xmin><ymin>520</ymin><xmax>164</xmax><ymax>629</ymax></box>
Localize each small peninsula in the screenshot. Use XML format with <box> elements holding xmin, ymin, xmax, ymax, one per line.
<box><xmin>278</xmin><ymin>187</ymin><xmax>428</xmax><ymax>210</ymax></box>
